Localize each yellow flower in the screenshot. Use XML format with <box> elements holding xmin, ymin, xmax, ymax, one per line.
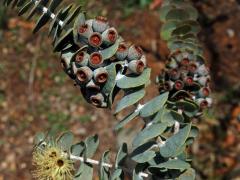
<box><xmin>32</xmin><ymin>145</ymin><xmax>74</xmax><ymax>180</ymax></box>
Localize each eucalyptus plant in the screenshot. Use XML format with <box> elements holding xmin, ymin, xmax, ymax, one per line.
<box><xmin>4</xmin><ymin>0</ymin><xmax>211</xmax><ymax>179</ymax></box>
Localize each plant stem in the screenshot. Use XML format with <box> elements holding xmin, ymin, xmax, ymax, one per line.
<box><xmin>70</xmin><ymin>154</ymin><xmax>149</xmax><ymax>178</ymax></box>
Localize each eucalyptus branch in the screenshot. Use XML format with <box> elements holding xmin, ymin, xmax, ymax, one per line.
<box><xmin>70</xmin><ymin>154</ymin><xmax>149</xmax><ymax>178</ymax></box>
<box><xmin>4</xmin><ymin>0</ymin><xmax>212</xmax><ymax>179</ymax></box>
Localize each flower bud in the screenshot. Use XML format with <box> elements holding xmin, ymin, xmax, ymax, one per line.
<box><xmin>92</xmin><ymin>16</ymin><xmax>109</xmax><ymax>33</ymax></box>
<box><xmin>75</xmin><ymin>66</ymin><xmax>93</xmax><ymax>83</ymax></box>
<box><xmin>128</xmin><ymin>60</ymin><xmax>145</xmax><ymax>74</ymax></box>
<box><xmin>88</xmin><ymin>32</ymin><xmax>102</xmax><ymax>47</ymax></box>
<box><xmin>198</xmin><ymin>87</ymin><xmax>211</xmax><ymax>98</ymax></box>
<box><xmin>169</xmin><ymin>69</ymin><xmax>180</xmax><ymax>80</ymax></box>
<box><xmin>94</xmin><ymin>67</ymin><xmax>108</xmax><ymax>84</ymax></box>
<box><xmin>102</xmin><ymin>27</ymin><xmax>118</xmax><ymax>45</ymax></box>
<box><xmin>174</xmin><ymin>80</ymin><xmax>184</xmax><ymax>90</ymax></box>
<box><xmin>90</xmin><ymin>93</ymin><xmax>105</xmax><ymax>107</ymax></box>
<box><xmin>115</xmin><ymin>42</ymin><xmax>129</xmax><ymax>60</ymax></box>
<box><xmin>78</xmin><ymin>20</ymin><xmax>93</xmax><ymax>39</ymax></box>
<box><xmin>197</xmin><ymin>65</ymin><xmax>209</xmax><ymax>76</ymax></box>
<box><xmin>75</xmin><ymin>51</ymin><xmax>89</xmax><ymax>67</ymax></box>
<box><xmin>89</xmin><ymin>52</ymin><xmax>103</xmax><ymax>68</ymax></box>
<box><xmin>127</xmin><ymin>45</ymin><xmax>143</xmax><ymax>61</ymax></box>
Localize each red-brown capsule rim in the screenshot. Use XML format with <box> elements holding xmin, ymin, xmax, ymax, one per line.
<box><xmin>200</xmin><ymin>100</ymin><xmax>209</xmax><ymax>108</ymax></box>
<box><xmin>89</xmin><ymin>33</ymin><xmax>102</xmax><ymax>47</ymax></box>
<box><xmin>185</xmin><ymin>77</ymin><xmax>193</xmax><ymax>85</ymax></box>
<box><xmin>136</xmin><ymin>60</ymin><xmax>145</xmax><ymax>73</ymax></box>
<box><xmin>79</xmin><ymin>24</ymin><xmax>89</xmax><ymax>34</ymax></box>
<box><xmin>202</xmin><ymin>87</ymin><xmax>210</xmax><ymax>97</ymax></box>
<box><xmin>76</xmin><ymin>69</ymin><xmax>88</xmax><ymax>82</ymax></box>
<box><xmin>95</xmin><ymin>16</ymin><xmax>108</xmax><ymax>22</ymax></box>
<box><xmin>96</xmin><ymin>72</ymin><xmax>108</xmax><ymax>84</ymax></box>
<box><xmin>108</xmin><ymin>29</ymin><xmax>117</xmax><ymax>42</ymax></box>
<box><xmin>90</xmin><ymin>96</ymin><xmax>102</xmax><ymax>106</ymax></box>
<box><xmin>75</xmin><ymin>51</ymin><xmax>85</xmax><ymax>63</ymax></box>
<box><xmin>181</xmin><ymin>58</ymin><xmax>190</xmax><ymax>66</ymax></box>
<box><xmin>175</xmin><ymin>80</ymin><xmax>184</xmax><ymax>90</ymax></box>
<box><xmin>90</xmin><ymin>53</ymin><xmax>103</xmax><ymax>66</ymax></box>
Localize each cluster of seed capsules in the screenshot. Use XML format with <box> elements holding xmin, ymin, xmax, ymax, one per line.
<box><xmin>157</xmin><ymin>50</ymin><xmax>212</xmax><ymax>112</ymax></box>
<box><xmin>60</xmin><ymin>15</ymin><xmax>147</xmax><ymax>108</ymax></box>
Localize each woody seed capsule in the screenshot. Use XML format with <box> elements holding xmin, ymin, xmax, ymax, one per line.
<box><xmin>92</xmin><ymin>16</ymin><xmax>109</xmax><ymax>33</ymax></box>
<box><xmin>75</xmin><ymin>66</ymin><xmax>93</xmax><ymax>83</ymax></box>
<box><xmin>196</xmin><ymin>98</ymin><xmax>209</xmax><ymax>109</ymax></box>
<box><xmin>127</xmin><ymin>45</ymin><xmax>143</xmax><ymax>61</ymax></box>
<box><xmin>169</xmin><ymin>69</ymin><xmax>180</xmax><ymax>80</ymax></box>
<box><xmin>88</xmin><ymin>32</ymin><xmax>102</xmax><ymax>47</ymax></box>
<box><xmin>78</xmin><ymin>20</ymin><xmax>94</xmax><ymax>39</ymax></box>
<box><xmin>163</xmin><ymin>81</ymin><xmax>174</xmax><ymax>91</ymax></box>
<box><xmin>198</xmin><ymin>87</ymin><xmax>210</xmax><ymax>98</ymax></box>
<box><xmin>128</xmin><ymin>60</ymin><xmax>145</xmax><ymax>74</ymax></box>
<box><xmin>89</xmin><ymin>52</ymin><xmax>103</xmax><ymax>68</ymax></box>
<box><xmin>197</xmin><ymin>65</ymin><xmax>209</xmax><ymax>76</ymax></box>
<box><xmin>102</xmin><ymin>27</ymin><xmax>118</xmax><ymax>45</ymax></box>
<box><xmin>115</xmin><ymin>42</ymin><xmax>128</xmax><ymax>60</ymax></box>
<box><xmin>183</xmin><ymin>76</ymin><xmax>194</xmax><ymax>86</ymax></box>
<box><xmin>174</xmin><ymin>80</ymin><xmax>184</xmax><ymax>90</ymax></box>
<box><xmin>75</xmin><ymin>51</ymin><xmax>90</xmax><ymax>67</ymax></box>
<box><xmin>94</xmin><ymin>67</ymin><xmax>108</xmax><ymax>84</ymax></box>
<box><xmin>90</xmin><ymin>93</ymin><xmax>105</xmax><ymax>107</ymax></box>
<box><xmin>197</xmin><ymin>76</ymin><xmax>210</xmax><ymax>86</ymax></box>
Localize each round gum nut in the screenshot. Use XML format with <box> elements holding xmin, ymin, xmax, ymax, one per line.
<box><xmin>127</xmin><ymin>45</ymin><xmax>143</xmax><ymax>61</ymax></box>
<box><xmin>94</xmin><ymin>67</ymin><xmax>108</xmax><ymax>84</ymax></box>
<box><xmin>174</xmin><ymin>80</ymin><xmax>184</xmax><ymax>90</ymax></box>
<box><xmin>164</xmin><ymin>80</ymin><xmax>174</xmax><ymax>91</ymax></box>
<box><xmin>128</xmin><ymin>60</ymin><xmax>145</xmax><ymax>74</ymax></box>
<box><xmin>197</xmin><ymin>64</ymin><xmax>209</xmax><ymax>76</ymax></box>
<box><xmin>92</xmin><ymin>16</ymin><xmax>109</xmax><ymax>33</ymax></box>
<box><xmin>89</xmin><ymin>52</ymin><xmax>103</xmax><ymax>68</ymax></box>
<box><xmin>197</xmin><ymin>76</ymin><xmax>210</xmax><ymax>86</ymax></box>
<box><xmin>75</xmin><ymin>66</ymin><xmax>93</xmax><ymax>83</ymax></box>
<box><xmin>180</xmin><ymin>58</ymin><xmax>190</xmax><ymax>66</ymax></box>
<box><xmin>115</xmin><ymin>42</ymin><xmax>129</xmax><ymax>60</ymax></box>
<box><xmin>140</xmin><ymin>55</ymin><xmax>147</xmax><ymax>66</ymax></box>
<box><xmin>188</xmin><ymin>63</ymin><xmax>198</xmax><ymax>74</ymax></box>
<box><xmin>78</xmin><ymin>20</ymin><xmax>94</xmax><ymax>39</ymax></box>
<box><xmin>198</xmin><ymin>87</ymin><xmax>211</xmax><ymax>98</ymax></box>
<box><xmin>75</xmin><ymin>51</ymin><xmax>90</xmax><ymax>66</ymax></box>
<box><xmin>169</xmin><ymin>69</ymin><xmax>180</xmax><ymax>80</ymax></box>
<box><xmin>183</xmin><ymin>76</ymin><xmax>194</xmax><ymax>86</ymax></box>
<box><xmin>90</xmin><ymin>93</ymin><xmax>105</xmax><ymax>107</ymax></box>
<box><xmin>60</xmin><ymin>57</ymin><xmax>71</xmax><ymax>72</ymax></box>
<box><xmin>102</xmin><ymin>27</ymin><xmax>118</xmax><ymax>45</ymax></box>
<box><xmin>88</xmin><ymin>32</ymin><xmax>103</xmax><ymax>47</ymax></box>
<box><xmin>196</xmin><ymin>98</ymin><xmax>209</xmax><ymax>109</ymax></box>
